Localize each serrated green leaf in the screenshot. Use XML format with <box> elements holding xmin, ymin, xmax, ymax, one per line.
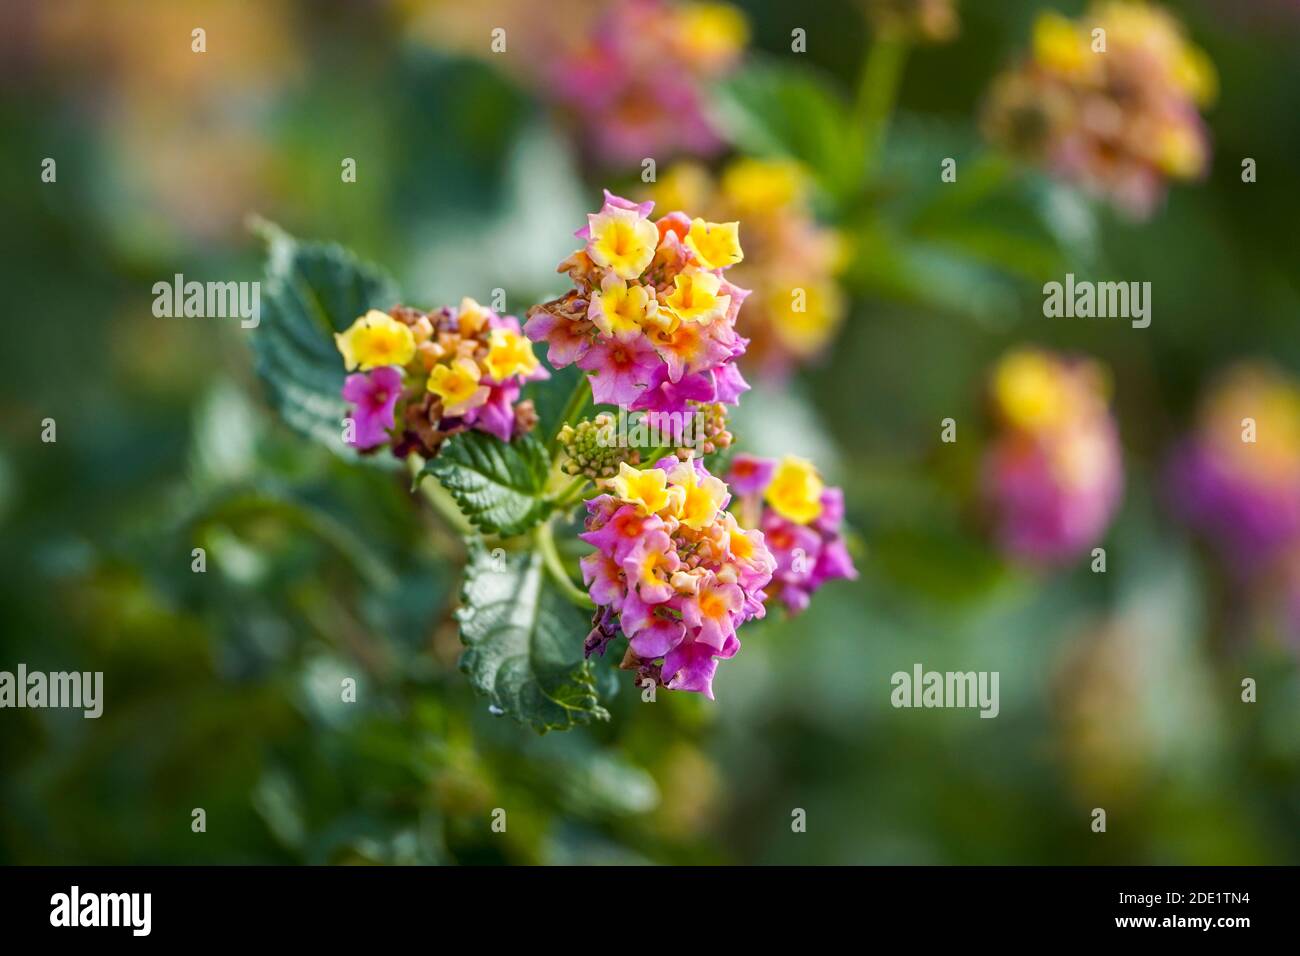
<box><xmin>422</xmin><ymin>430</ymin><xmax>552</xmax><ymax>536</ymax></box>
<box><xmin>250</xmin><ymin>220</ymin><xmax>400</xmax><ymax>467</ymax></box>
<box><xmin>457</xmin><ymin>539</ymin><xmax>607</xmax><ymax>733</ymax></box>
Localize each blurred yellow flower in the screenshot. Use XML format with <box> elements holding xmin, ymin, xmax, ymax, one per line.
<box><xmin>721</xmin><ymin>159</ymin><xmax>804</xmax><ymax>215</ymax></box>
<box><xmin>673</xmin><ymin>2</ymin><xmax>749</xmax><ymax>68</ymax></box>
<box><xmin>984</xmin><ymin>2</ymin><xmax>1216</xmax><ymax>218</ymax></box>
<box><xmin>991</xmin><ymin>349</ymin><xmax>1071</xmax><ymax>434</ymax></box>
<box><xmin>1032</xmin><ymin>13</ymin><xmax>1091</xmax><ymax>78</ymax></box>
<box><xmin>647</xmin><ymin>158</ymin><xmax>846</xmax><ymax>375</ymax></box>
<box><xmin>1201</xmin><ymin>364</ymin><xmax>1300</xmax><ymax>486</ymax></box>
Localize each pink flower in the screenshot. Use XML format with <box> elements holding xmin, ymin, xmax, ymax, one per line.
<box><xmin>663</xmin><ymin>634</ymin><xmax>739</xmax><ymax>700</ymax></box>
<box><xmin>543</xmin><ymin>1</ymin><xmax>745</xmax><ymax>166</ymax></box>
<box><xmin>577</xmin><ymin>459</ymin><xmax>775</xmax><ymax>698</ymax></box>
<box><xmin>579</xmin><ymin>504</ymin><xmax>665</xmax><ymax>562</ymax></box>
<box><xmin>334</xmin><ymin>302</ymin><xmax>544</xmax><ymax>459</ymax></box>
<box><xmin>526</xmin><ymin>189</ymin><xmax>753</xmax><ymax>415</ymax></box>
<box><xmin>981</xmin><ymin>350</ymin><xmax>1123</xmax><ymax>565</ymax></box>
<box><xmin>730</xmin><ymin>458</ymin><xmax>858</xmax><ymax>614</ymax></box>
<box><xmin>522</xmin><ymin>309</ymin><xmax>591</xmax><ymax>367</ymax></box>
<box><xmin>578</xmin><ymin>335</ymin><xmax>662</xmax><ymax>405</ymax></box>
<box><xmin>622</xmin><ymin>528</ymin><xmax>680</xmax><ymax>604</ymax></box>
<box><xmin>463</xmin><ymin>381</ymin><xmax>520</xmax><ymax>444</ymax></box>
<box><xmin>342</xmin><ymin>367</ymin><xmax>402</xmax><ymax>450</ymax></box>
<box><xmin>713</xmin><ymin>360</ymin><xmax>750</xmax><ymax>404</ymax></box>
<box><xmin>628</xmin><ymin>610</ymin><xmax>687</xmax><ymax>660</ymax></box>
<box><xmin>628</xmin><ymin>367</ymin><xmax>714</xmax><ymax>416</ymax></box>
<box><xmin>580</xmin><ymin>551</ymin><xmax>626</xmax><ymax>610</ymax></box>
<box><xmin>680</xmin><ymin>574</ymin><xmax>744</xmax><ymax>651</ymax></box>
<box><xmin>726</xmin><ymin>453</ymin><xmax>775</xmax><ymax>496</ymax></box>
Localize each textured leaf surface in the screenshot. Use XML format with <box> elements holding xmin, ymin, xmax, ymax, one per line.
<box><xmin>457</xmin><ymin>540</ymin><xmax>606</xmax><ymax>733</ymax></box>
<box><xmin>251</xmin><ymin>221</ymin><xmax>400</xmax><ymax>465</ymax></box>
<box><xmin>422</xmin><ymin>431</ymin><xmax>552</xmax><ymax>536</ymax></box>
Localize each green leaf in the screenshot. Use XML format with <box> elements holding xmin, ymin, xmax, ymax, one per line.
<box><xmin>250</xmin><ymin>219</ymin><xmax>400</xmax><ymax>466</ymax></box>
<box><xmin>712</xmin><ymin>59</ymin><xmax>856</xmax><ymax>198</ymax></box>
<box><xmin>421</xmin><ymin>430</ymin><xmax>552</xmax><ymax>537</ymax></box>
<box><xmin>847</xmin><ymin>220</ymin><xmax>1021</xmax><ymax>329</ymax></box>
<box><xmin>457</xmin><ymin>539</ymin><xmax>607</xmax><ymax>733</ymax></box>
<box><xmin>526</xmin><ymin>364</ymin><xmax>586</xmax><ymax>439</ymax></box>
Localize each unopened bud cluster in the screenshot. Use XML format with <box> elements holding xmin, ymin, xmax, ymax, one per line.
<box><xmin>675</xmin><ymin>401</ymin><xmax>733</xmax><ymax>458</ymax></box>
<box><xmin>558</xmin><ymin>414</ymin><xmax>642</xmax><ymax>479</ymax></box>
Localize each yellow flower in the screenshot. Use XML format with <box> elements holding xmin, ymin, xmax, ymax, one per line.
<box><xmin>674</xmin><ymin>2</ymin><xmax>748</xmax><ymax>67</ymax></box>
<box><xmin>1099</xmin><ymin>2</ymin><xmax>1216</xmax><ymax>105</ymax></box>
<box><xmin>726</xmin><ymin>520</ymin><xmax>755</xmax><ymax>562</ymax></box>
<box><xmin>668</xmin><ymin>461</ymin><xmax>728</xmax><ymax>531</ymax></box>
<box><xmin>587</xmin><ymin>209</ymin><xmax>660</xmax><ymax>280</ymax></box>
<box><xmin>334</xmin><ymin>309</ymin><xmax>415</xmax><ymax>372</ymax></box>
<box><xmin>991</xmin><ymin>350</ymin><xmax>1069</xmax><ymax>433</ymax></box>
<box><xmin>769</xmin><ymin>280</ymin><xmax>845</xmax><ymax>357</ymax></box>
<box><xmin>764</xmin><ymin>456</ymin><xmax>824</xmax><ymax>525</ymax></box>
<box><xmin>685</xmin><ymin>218</ymin><xmax>743</xmax><ymax>270</ymax></box>
<box><xmin>721</xmin><ymin>159</ymin><xmax>803</xmax><ymax>215</ymax></box>
<box><xmin>456</xmin><ymin>297</ymin><xmax>492</xmax><ymax>336</ymax></box>
<box><xmin>1204</xmin><ymin>365</ymin><xmax>1300</xmax><ymax>484</ymax></box>
<box><xmin>663</xmin><ymin>269</ymin><xmax>730</xmax><ymax>326</ymax></box>
<box><xmin>427</xmin><ymin>357</ymin><xmax>490</xmax><ymax>416</ymax></box>
<box><xmin>1153</xmin><ymin>121</ymin><xmax>1206</xmax><ymax>179</ymax></box>
<box><xmin>1175</xmin><ymin>45</ymin><xmax>1217</xmax><ymax>106</ymax></box>
<box><xmin>483</xmin><ymin>328</ymin><xmax>540</xmax><ymax>382</ymax></box>
<box><xmin>590</xmin><ymin>274</ymin><xmax>658</xmax><ymax>338</ymax></box>
<box><xmin>609</xmin><ymin>462</ymin><xmax>673</xmax><ymax>515</ymax></box>
<box><xmin>1033</xmin><ymin>12</ymin><xmax>1090</xmax><ymax>77</ymax></box>
<box><xmin>652</xmin><ymin>163</ymin><xmax>711</xmax><ymax>214</ymax></box>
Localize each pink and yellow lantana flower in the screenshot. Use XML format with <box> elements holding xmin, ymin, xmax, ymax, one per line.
<box><xmin>982</xmin><ymin>2</ymin><xmax>1215</xmax><ymax>218</ymax></box>
<box><xmin>333</xmin><ymin>300</ymin><xmax>546</xmax><ymax>455</ymax></box>
<box><xmin>648</xmin><ymin>159</ymin><xmax>846</xmax><ymax>376</ymax></box>
<box><xmin>579</xmin><ymin>458</ymin><xmax>775</xmax><ymax>698</ymax></box>
<box><xmin>727</xmin><ymin>454</ymin><xmax>858</xmax><ymax>613</ymax></box>
<box><xmin>526</xmin><ymin>191</ymin><xmax>751</xmax><ymax>417</ymax></box>
<box><xmin>981</xmin><ymin>348</ymin><xmax>1123</xmax><ymax>564</ymax></box>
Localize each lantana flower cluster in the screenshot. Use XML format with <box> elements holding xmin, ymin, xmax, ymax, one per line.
<box><xmin>727</xmin><ymin>455</ymin><xmax>858</xmax><ymax>613</ymax></box>
<box><xmin>580</xmin><ymin>458</ymin><xmax>776</xmax><ymax>699</ymax></box>
<box><xmin>649</xmin><ymin>159</ymin><xmax>847</xmax><ymax>376</ymax></box>
<box><xmin>525</xmin><ymin>191</ymin><xmax>751</xmax><ymax>417</ymax></box>
<box><xmin>334</xmin><ymin>299</ymin><xmax>545</xmax><ymax>456</ymax></box>
<box><xmin>548</xmin><ymin>0</ymin><xmax>747</xmax><ymax>165</ymax></box>
<box><xmin>982</xmin><ymin>349</ymin><xmax>1123</xmax><ymax>564</ymax></box>
<box><xmin>1169</xmin><ymin>363</ymin><xmax>1300</xmax><ymax>567</ymax></box>
<box><xmin>1168</xmin><ymin>363</ymin><xmax>1300</xmax><ymax>644</ymax></box>
<box><xmin>982</xmin><ymin>2</ymin><xmax>1215</xmax><ymax>218</ymax></box>
<box><xmin>401</xmin><ymin>0</ymin><xmax>745</xmax><ymax>167</ymax></box>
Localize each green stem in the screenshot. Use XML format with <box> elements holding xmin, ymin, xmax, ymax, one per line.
<box><xmin>536</xmin><ymin>519</ymin><xmax>595</xmax><ymax>610</ymax></box>
<box><xmin>853</xmin><ymin>33</ymin><xmax>909</xmax><ymax>187</ymax></box>
<box><xmin>548</xmin><ymin>376</ymin><xmax>593</xmax><ymax>460</ymax></box>
<box><xmin>551</xmin><ymin>476</ymin><xmax>591</xmax><ymax>510</ymax></box>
